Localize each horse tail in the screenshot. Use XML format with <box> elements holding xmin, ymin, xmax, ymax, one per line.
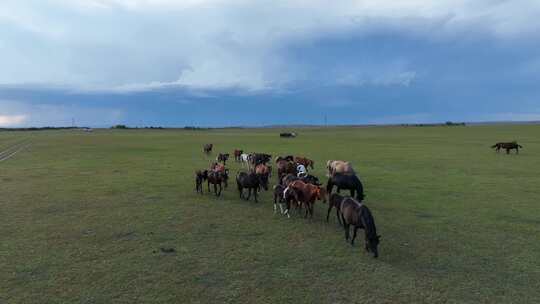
<box><xmin>519</xmin><ymin>144</ymin><xmax>523</xmax><ymax>148</ymax></box>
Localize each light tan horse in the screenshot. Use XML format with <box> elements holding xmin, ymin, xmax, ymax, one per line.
<box><xmin>326</xmin><ymin>160</ymin><xmax>355</xmax><ymax>177</ymax></box>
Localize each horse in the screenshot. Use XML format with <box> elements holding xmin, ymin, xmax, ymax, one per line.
<box><xmin>203</xmin><ymin>143</ymin><xmax>213</xmax><ymax>154</ymax></box>
<box><xmin>207</xmin><ymin>171</ymin><xmax>226</xmax><ymax>196</ymax></box>
<box><xmin>281</xmin><ymin>173</ymin><xmax>321</xmax><ymax>187</ymax></box>
<box><xmin>277</xmin><ymin>160</ymin><xmax>297</xmax><ymax>180</ymax></box>
<box><xmin>295</xmin><ymin>156</ymin><xmax>314</xmax><ymax>169</ymax></box>
<box><xmin>216</xmin><ymin>153</ymin><xmax>230</xmax><ymax>165</ymax></box>
<box><xmin>250</xmin><ymin>153</ymin><xmax>272</xmax><ymax>166</ymax></box>
<box><xmin>272</xmin><ymin>184</ymin><xmax>299</xmax><ymax>218</ymax></box>
<box><xmin>236</xmin><ymin>172</ymin><xmax>263</xmax><ymax>202</ymax></box>
<box><xmin>326</xmin><ymin>193</ymin><xmax>345</xmax><ymax>224</ymax></box>
<box><xmin>326</xmin><ymin>160</ymin><xmax>355</xmax><ymax>177</ymax></box>
<box><xmin>234</xmin><ymin>149</ymin><xmax>243</xmax><ymax>162</ymax></box>
<box><xmin>492</xmin><ymin>141</ymin><xmax>523</xmax><ymax>154</ymax></box>
<box><xmin>255</xmin><ymin>164</ymin><xmax>271</xmax><ymax>190</ymax></box>
<box><xmin>340</xmin><ymin>197</ymin><xmax>380</xmax><ymax>258</ymax></box>
<box><xmin>287</xmin><ymin>180</ymin><xmax>327</xmax><ymax>218</ymax></box>
<box><xmin>240</xmin><ymin>153</ymin><xmax>251</xmax><ymax>167</ymax></box>
<box><xmin>275</xmin><ymin>155</ymin><xmax>294</xmax><ymax>163</ymax></box>
<box><xmin>326</xmin><ymin>173</ymin><xmax>365</xmax><ymax>202</ymax></box>
<box><xmin>195</xmin><ymin>170</ymin><xmax>208</xmax><ymax>194</ymax></box>
<box><xmin>210</xmin><ymin>163</ymin><xmax>229</xmax><ymax>188</ymax></box>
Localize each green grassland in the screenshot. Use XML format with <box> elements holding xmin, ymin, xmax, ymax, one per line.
<box><xmin>1</xmin><ymin>125</ymin><xmax>539</xmax><ymax>303</ymax></box>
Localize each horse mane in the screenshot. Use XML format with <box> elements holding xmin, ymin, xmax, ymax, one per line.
<box><xmin>359</xmin><ymin>205</ymin><xmax>377</xmax><ymax>240</ymax></box>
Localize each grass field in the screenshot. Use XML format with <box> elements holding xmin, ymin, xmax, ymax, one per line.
<box><xmin>1</xmin><ymin>125</ymin><xmax>540</xmax><ymax>303</ymax></box>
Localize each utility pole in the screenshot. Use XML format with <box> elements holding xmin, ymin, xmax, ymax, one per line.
<box><xmin>324</xmin><ymin>114</ymin><xmax>327</xmax><ymax>127</ymax></box>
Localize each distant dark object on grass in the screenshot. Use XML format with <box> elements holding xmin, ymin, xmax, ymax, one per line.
<box><xmin>0</xmin><ymin>126</ymin><xmax>79</xmax><ymax>132</ymax></box>
<box><xmin>111</xmin><ymin>124</ymin><xmax>128</xmax><ymax>129</ymax></box>
<box><xmin>401</xmin><ymin>122</ymin><xmax>466</xmax><ymax>127</ymax></box>
<box><xmin>159</xmin><ymin>247</ymin><xmax>176</xmax><ymax>253</ymax></box>
<box><xmin>280</xmin><ymin>132</ymin><xmax>297</xmax><ymax>138</ymax></box>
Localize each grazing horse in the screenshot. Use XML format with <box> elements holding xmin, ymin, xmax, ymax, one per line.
<box><xmin>234</xmin><ymin>149</ymin><xmax>243</xmax><ymax>162</ymax></box>
<box><xmin>340</xmin><ymin>197</ymin><xmax>380</xmax><ymax>258</ymax></box>
<box><xmin>216</xmin><ymin>153</ymin><xmax>230</xmax><ymax>165</ymax></box>
<box><xmin>277</xmin><ymin>160</ymin><xmax>297</xmax><ymax>180</ymax></box>
<box><xmin>195</xmin><ymin>170</ymin><xmax>208</xmax><ymax>194</ymax></box>
<box><xmin>255</xmin><ymin>164</ymin><xmax>271</xmax><ymax>190</ymax></box>
<box><xmin>492</xmin><ymin>141</ymin><xmax>523</xmax><ymax>154</ymax></box>
<box><xmin>236</xmin><ymin>172</ymin><xmax>263</xmax><ymax>202</ymax></box>
<box><xmin>207</xmin><ymin>171</ymin><xmax>226</xmax><ymax>196</ymax></box>
<box><xmin>287</xmin><ymin>180</ymin><xmax>327</xmax><ymax>218</ymax></box>
<box><xmin>326</xmin><ymin>160</ymin><xmax>355</xmax><ymax>177</ymax></box>
<box><xmin>275</xmin><ymin>155</ymin><xmax>294</xmax><ymax>163</ymax></box>
<box><xmin>326</xmin><ymin>173</ymin><xmax>365</xmax><ymax>202</ymax></box>
<box><xmin>203</xmin><ymin>143</ymin><xmax>213</xmax><ymax>154</ymax></box>
<box><xmin>295</xmin><ymin>156</ymin><xmax>314</xmax><ymax>169</ymax></box>
<box><xmin>326</xmin><ymin>193</ymin><xmax>345</xmax><ymax>224</ymax></box>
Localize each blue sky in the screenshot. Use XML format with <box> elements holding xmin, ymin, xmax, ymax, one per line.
<box><xmin>1</xmin><ymin>0</ymin><xmax>539</xmax><ymax>127</ymax></box>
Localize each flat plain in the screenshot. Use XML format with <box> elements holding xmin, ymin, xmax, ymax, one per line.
<box><xmin>1</xmin><ymin>125</ymin><xmax>539</xmax><ymax>303</ymax></box>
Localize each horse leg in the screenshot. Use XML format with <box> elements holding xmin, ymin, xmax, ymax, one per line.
<box><xmin>506</xmin><ymin>148</ymin><xmax>510</xmax><ymax>154</ymax></box>
<box><xmin>516</xmin><ymin>147</ymin><xmax>519</xmax><ymax>154</ymax></box>
<box><xmin>350</xmin><ymin>189</ymin><xmax>355</xmax><ymax>198</ymax></box>
<box><xmin>254</xmin><ymin>188</ymin><xmax>258</xmax><ymax>203</ymax></box>
<box><xmin>217</xmin><ymin>183</ymin><xmax>222</xmax><ymax>196</ymax></box>
<box><xmin>207</xmin><ymin>180</ymin><xmax>211</xmax><ymax>192</ymax></box>
<box><xmin>326</xmin><ymin>205</ymin><xmax>332</xmax><ymax>222</ymax></box>
<box><xmin>246</xmin><ymin>188</ymin><xmax>252</xmax><ymax>200</ymax></box>
<box><xmin>351</xmin><ymin>226</ymin><xmax>358</xmax><ymax>246</ymax></box>
<box><xmin>344</xmin><ymin>223</ymin><xmax>350</xmax><ymax>241</ymax></box>
<box><xmin>214</xmin><ymin>183</ymin><xmax>218</xmax><ymax>196</ymax></box>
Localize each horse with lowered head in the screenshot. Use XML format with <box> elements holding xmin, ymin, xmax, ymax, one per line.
<box><xmin>340</xmin><ymin>197</ymin><xmax>380</xmax><ymax>258</ymax></box>
<box><xmin>236</xmin><ymin>172</ymin><xmax>265</xmax><ymax>202</ymax></box>
<box><xmin>327</xmin><ymin>173</ymin><xmax>365</xmax><ymax>202</ymax></box>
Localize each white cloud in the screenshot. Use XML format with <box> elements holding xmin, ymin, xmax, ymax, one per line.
<box><xmin>1</xmin><ymin>0</ymin><xmax>539</xmax><ymax>91</ymax></box>
<box><xmin>0</xmin><ymin>114</ymin><xmax>28</xmax><ymax>127</ymax></box>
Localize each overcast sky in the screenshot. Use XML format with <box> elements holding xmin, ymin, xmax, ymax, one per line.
<box><xmin>1</xmin><ymin>0</ymin><xmax>540</xmax><ymax>127</ymax></box>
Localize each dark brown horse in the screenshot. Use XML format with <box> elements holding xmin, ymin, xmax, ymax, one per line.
<box><xmin>216</xmin><ymin>153</ymin><xmax>230</xmax><ymax>165</ymax></box>
<box><xmin>277</xmin><ymin>160</ymin><xmax>297</xmax><ymax>180</ymax></box>
<box><xmin>210</xmin><ymin>163</ymin><xmax>229</xmax><ymax>188</ymax></box>
<box><xmin>236</xmin><ymin>172</ymin><xmax>263</xmax><ymax>202</ymax></box>
<box><xmin>203</xmin><ymin>143</ymin><xmax>213</xmax><ymax>154</ymax></box>
<box><xmin>295</xmin><ymin>156</ymin><xmax>314</xmax><ymax>169</ymax></box>
<box><xmin>340</xmin><ymin>197</ymin><xmax>380</xmax><ymax>258</ymax></box>
<box><xmin>273</xmin><ymin>184</ymin><xmax>299</xmax><ymax>217</ymax></box>
<box><xmin>492</xmin><ymin>141</ymin><xmax>523</xmax><ymax>154</ymax></box>
<box><xmin>195</xmin><ymin>170</ymin><xmax>208</xmax><ymax>194</ymax></box>
<box><xmin>207</xmin><ymin>171</ymin><xmax>226</xmax><ymax>196</ymax></box>
<box><xmin>326</xmin><ymin>193</ymin><xmax>346</xmax><ymax>224</ymax></box>
<box><xmin>254</xmin><ymin>164</ymin><xmax>271</xmax><ymax>190</ymax></box>
<box><xmin>233</xmin><ymin>149</ymin><xmax>243</xmax><ymax>162</ymax></box>
<box><xmin>326</xmin><ymin>173</ymin><xmax>365</xmax><ymax>202</ymax></box>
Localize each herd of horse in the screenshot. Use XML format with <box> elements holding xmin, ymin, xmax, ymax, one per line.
<box><xmin>195</xmin><ymin>144</ymin><xmax>380</xmax><ymax>258</ymax></box>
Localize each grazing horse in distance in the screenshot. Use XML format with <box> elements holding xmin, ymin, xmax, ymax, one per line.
<box><xmin>277</xmin><ymin>160</ymin><xmax>297</xmax><ymax>180</ymax></box>
<box><xmin>340</xmin><ymin>197</ymin><xmax>380</xmax><ymax>258</ymax></box>
<box><xmin>492</xmin><ymin>141</ymin><xmax>523</xmax><ymax>154</ymax></box>
<box><xmin>236</xmin><ymin>172</ymin><xmax>263</xmax><ymax>202</ymax></box>
<box><xmin>195</xmin><ymin>170</ymin><xmax>208</xmax><ymax>194</ymax></box>
<box><xmin>203</xmin><ymin>144</ymin><xmax>213</xmax><ymax>154</ymax></box>
<box><xmin>234</xmin><ymin>149</ymin><xmax>243</xmax><ymax>162</ymax></box>
<box><xmin>287</xmin><ymin>180</ymin><xmax>327</xmax><ymax>218</ymax></box>
<box><xmin>295</xmin><ymin>156</ymin><xmax>314</xmax><ymax>169</ymax></box>
<box><xmin>216</xmin><ymin>153</ymin><xmax>230</xmax><ymax>165</ymax></box>
<box><xmin>207</xmin><ymin>171</ymin><xmax>226</xmax><ymax>196</ymax></box>
<box><xmin>327</xmin><ymin>173</ymin><xmax>365</xmax><ymax>202</ymax></box>
<box><xmin>326</xmin><ymin>160</ymin><xmax>355</xmax><ymax>177</ymax></box>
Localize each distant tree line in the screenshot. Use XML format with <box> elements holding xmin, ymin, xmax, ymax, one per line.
<box><xmin>401</xmin><ymin>121</ymin><xmax>466</xmax><ymax>127</ymax></box>
<box><xmin>0</xmin><ymin>126</ymin><xmax>79</xmax><ymax>132</ymax></box>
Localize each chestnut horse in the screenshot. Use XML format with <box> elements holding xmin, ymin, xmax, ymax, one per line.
<box><xmin>295</xmin><ymin>156</ymin><xmax>314</xmax><ymax>169</ymax></box>
<box><xmin>234</xmin><ymin>149</ymin><xmax>243</xmax><ymax>162</ymax></box>
<box><xmin>277</xmin><ymin>160</ymin><xmax>297</xmax><ymax>180</ymax></box>
<box><xmin>287</xmin><ymin>180</ymin><xmax>327</xmax><ymax>218</ymax></box>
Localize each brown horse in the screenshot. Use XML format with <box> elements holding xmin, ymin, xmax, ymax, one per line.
<box><xmin>326</xmin><ymin>193</ymin><xmax>346</xmax><ymax>224</ymax></box>
<box><xmin>287</xmin><ymin>180</ymin><xmax>327</xmax><ymax>218</ymax></box>
<box><xmin>207</xmin><ymin>171</ymin><xmax>226</xmax><ymax>196</ymax></box>
<box><xmin>210</xmin><ymin>163</ymin><xmax>229</xmax><ymax>188</ymax></box>
<box><xmin>295</xmin><ymin>156</ymin><xmax>314</xmax><ymax>169</ymax></box>
<box><xmin>492</xmin><ymin>141</ymin><xmax>523</xmax><ymax>154</ymax></box>
<box><xmin>234</xmin><ymin>149</ymin><xmax>243</xmax><ymax>162</ymax></box>
<box><xmin>216</xmin><ymin>153</ymin><xmax>230</xmax><ymax>165</ymax></box>
<box><xmin>340</xmin><ymin>197</ymin><xmax>380</xmax><ymax>258</ymax></box>
<box><xmin>254</xmin><ymin>164</ymin><xmax>271</xmax><ymax>190</ymax></box>
<box><xmin>277</xmin><ymin>160</ymin><xmax>297</xmax><ymax>179</ymax></box>
<box><xmin>203</xmin><ymin>143</ymin><xmax>213</xmax><ymax>154</ymax></box>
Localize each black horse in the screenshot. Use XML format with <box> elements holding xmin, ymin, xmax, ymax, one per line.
<box><xmin>195</xmin><ymin>170</ymin><xmax>208</xmax><ymax>194</ymax></box>
<box><xmin>250</xmin><ymin>153</ymin><xmax>272</xmax><ymax>166</ymax></box>
<box><xmin>216</xmin><ymin>153</ymin><xmax>230</xmax><ymax>165</ymax></box>
<box><xmin>326</xmin><ymin>173</ymin><xmax>365</xmax><ymax>202</ymax></box>
<box><xmin>236</xmin><ymin>172</ymin><xmax>263</xmax><ymax>202</ymax></box>
<box><xmin>492</xmin><ymin>141</ymin><xmax>523</xmax><ymax>154</ymax></box>
<box><xmin>340</xmin><ymin>197</ymin><xmax>380</xmax><ymax>258</ymax></box>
